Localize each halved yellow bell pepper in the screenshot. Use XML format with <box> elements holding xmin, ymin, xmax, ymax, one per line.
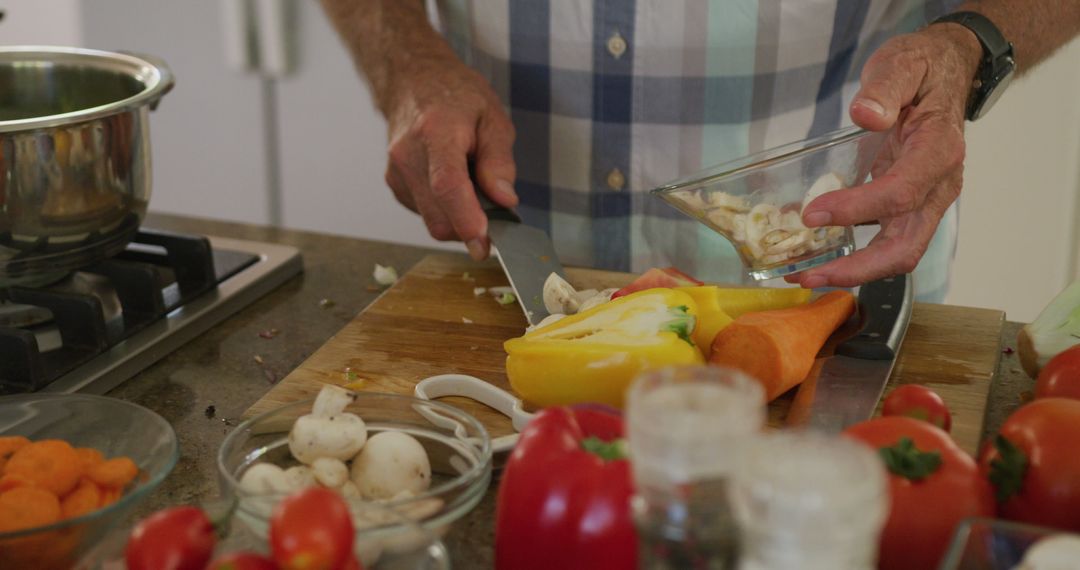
<box><xmin>676</xmin><ymin>286</ymin><xmax>813</xmax><ymax>357</ymax></box>
<box><xmin>504</xmin><ymin>289</ymin><xmax>703</xmax><ymax>409</ymax></box>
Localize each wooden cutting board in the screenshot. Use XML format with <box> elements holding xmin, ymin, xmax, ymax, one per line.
<box><xmin>247</xmin><ymin>253</ymin><xmax>1004</xmax><ymax>455</ymax></box>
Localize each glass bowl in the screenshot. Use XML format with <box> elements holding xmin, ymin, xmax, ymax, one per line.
<box><xmin>651</xmin><ymin>126</ymin><xmax>887</xmax><ymax>280</ymax></box>
<box><xmin>84</xmin><ymin>498</ymin><xmax>452</xmax><ymax>570</ymax></box>
<box><xmin>217</xmin><ymin>391</ymin><xmax>492</xmax><ymax>567</ymax></box>
<box><xmin>0</xmin><ymin>394</ymin><xmax>179</xmax><ymax>570</ymax></box>
<box><xmin>939</xmin><ymin>517</ymin><xmax>1080</xmax><ymax>570</ymax></box>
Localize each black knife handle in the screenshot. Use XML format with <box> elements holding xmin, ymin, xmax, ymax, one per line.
<box><xmin>469</xmin><ymin>162</ymin><xmax>521</xmax><ymax>223</ymax></box>
<box><xmin>835</xmin><ymin>274</ymin><xmax>913</xmax><ymax>361</ymax></box>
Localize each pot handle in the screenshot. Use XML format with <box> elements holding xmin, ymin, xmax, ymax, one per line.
<box><xmin>115</xmin><ymin>50</ymin><xmax>176</xmax><ymax>111</ymax></box>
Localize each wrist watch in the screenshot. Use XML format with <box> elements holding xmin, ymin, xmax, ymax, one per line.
<box><xmin>931</xmin><ymin>11</ymin><xmax>1015</xmax><ymax>121</ymax></box>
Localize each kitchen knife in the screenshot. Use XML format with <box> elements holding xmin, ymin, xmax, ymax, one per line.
<box><xmin>785</xmin><ymin>273</ymin><xmax>913</xmax><ymax>432</ymax></box>
<box><xmin>476</xmin><ymin>191</ymin><xmax>567</xmax><ymax>327</ymax></box>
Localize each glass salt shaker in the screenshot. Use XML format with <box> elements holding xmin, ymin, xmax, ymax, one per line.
<box><xmin>729</xmin><ymin>431</ymin><xmax>889</xmax><ymax>570</ymax></box>
<box><xmin>626</xmin><ymin>365</ymin><xmax>766</xmax><ymax>570</ymax></box>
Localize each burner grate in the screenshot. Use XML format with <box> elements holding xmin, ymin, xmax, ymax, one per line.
<box><xmin>0</xmin><ymin>229</ymin><xmax>260</xmax><ymax>392</ymax></box>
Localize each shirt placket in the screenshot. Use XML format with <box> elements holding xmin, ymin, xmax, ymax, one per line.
<box><xmin>590</xmin><ymin>1</ymin><xmax>636</xmax><ymax>271</ymax></box>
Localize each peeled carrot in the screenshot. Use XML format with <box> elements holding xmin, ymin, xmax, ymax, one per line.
<box><xmin>87</xmin><ymin>457</ymin><xmax>138</xmax><ymax>489</ymax></box>
<box><xmin>0</xmin><ymin>486</ymin><xmax>62</xmax><ymax>533</ymax></box>
<box><xmin>74</xmin><ymin>447</ymin><xmax>105</xmax><ymax>472</ymax></box>
<box><xmin>709</xmin><ymin>290</ymin><xmax>856</xmax><ymax>401</ymax></box>
<box><xmin>0</xmin><ymin>436</ymin><xmax>30</xmax><ymax>474</ymax></box>
<box><xmin>98</xmin><ymin>487</ymin><xmax>122</xmax><ymax>508</ymax></box>
<box><xmin>4</xmin><ymin>440</ymin><xmax>82</xmax><ymax>496</ymax></box>
<box><xmin>0</xmin><ymin>473</ymin><xmax>34</xmax><ymax>493</ymax></box>
<box><xmin>61</xmin><ymin>479</ymin><xmax>102</xmax><ymax>520</ymax></box>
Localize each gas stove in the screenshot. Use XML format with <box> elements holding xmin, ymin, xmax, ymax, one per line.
<box><xmin>0</xmin><ymin>229</ymin><xmax>302</xmax><ymax>394</ymax></box>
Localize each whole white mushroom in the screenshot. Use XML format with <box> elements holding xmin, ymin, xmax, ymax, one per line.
<box><xmin>282</xmin><ymin>465</ymin><xmax>317</xmax><ymax>491</ymax></box>
<box><xmin>288</xmin><ymin>385</ymin><xmax>368</xmax><ymax>464</ymax></box>
<box><xmin>239</xmin><ymin>463</ymin><xmax>292</xmax><ymax>495</ymax></box>
<box><xmin>312</xmin><ymin>457</ymin><xmax>350</xmax><ymax>488</ymax></box>
<box><xmin>350</xmin><ymin>431</ymin><xmax>432</xmax><ymax>500</ymax></box>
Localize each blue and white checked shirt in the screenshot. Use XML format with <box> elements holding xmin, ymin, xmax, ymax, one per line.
<box><xmin>436</xmin><ymin>0</ymin><xmax>959</xmax><ymax>301</ymax></box>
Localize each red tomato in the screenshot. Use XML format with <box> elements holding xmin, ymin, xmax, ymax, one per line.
<box><xmin>207</xmin><ymin>551</ymin><xmax>279</xmax><ymax>570</ymax></box>
<box><xmin>882</xmin><ymin>384</ymin><xmax>952</xmax><ymax>431</ymax></box>
<box><xmin>270</xmin><ymin>487</ymin><xmax>355</xmax><ymax>570</ymax></box>
<box><xmin>979</xmin><ymin>398</ymin><xmax>1080</xmax><ymax>531</ymax></box>
<box><xmin>125</xmin><ymin>506</ymin><xmax>216</xmax><ymax>570</ymax></box>
<box><xmin>1035</xmin><ymin>345</ymin><xmax>1080</xmax><ymax>400</ymax></box>
<box><xmin>844</xmin><ymin>416</ymin><xmax>994</xmax><ymax>570</ymax></box>
<box><xmin>611</xmin><ymin>267</ymin><xmax>702</xmax><ymax>298</ymax></box>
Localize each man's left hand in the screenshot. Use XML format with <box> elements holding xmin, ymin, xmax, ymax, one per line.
<box><xmin>788</xmin><ymin>22</ymin><xmax>984</xmax><ymax>289</ymax></box>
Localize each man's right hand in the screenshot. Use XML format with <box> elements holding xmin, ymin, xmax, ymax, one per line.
<box><xmin>383</xmin><ymin>56</ymin><xmax>518</xmax><ymax>260</ymax></box>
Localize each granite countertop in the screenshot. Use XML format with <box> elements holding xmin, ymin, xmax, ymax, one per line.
<box><xmin>107</xmin><ymin>212</ymin><xmax>1035</xmax><ymax>567</ymax></box>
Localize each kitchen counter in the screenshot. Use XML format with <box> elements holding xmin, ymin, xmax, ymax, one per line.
<box><xmin>109</xmin><ymin>212</ymin><xmax>1034</xmax><ymax>567</ymax></box>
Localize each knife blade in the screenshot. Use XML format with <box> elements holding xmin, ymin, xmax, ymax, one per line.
<box><xmin>786</xmin><ymin>273</ymin><xmax>914</xmax><ymax>432</ymax></box>
<box><xmin>476</xmin><ymin>192</ymin><xmax>566</xmax><ymax>326</ymax></box>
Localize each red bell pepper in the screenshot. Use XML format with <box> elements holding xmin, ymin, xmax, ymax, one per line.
<box><xmin>495</xmin><ymin>406</ymin><xmax>637</xmax><ymax>570</ymax></box>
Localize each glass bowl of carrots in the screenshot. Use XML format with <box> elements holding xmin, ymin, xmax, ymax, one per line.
<box><xmin>650</xmin><ymin>126</ymin><xmax>888</xmax><ymax>280</ymax></box>
<box><xmin>0</xmin><ymin>394</ymin><xmax>179</xmax><ymax>570</ymax></box>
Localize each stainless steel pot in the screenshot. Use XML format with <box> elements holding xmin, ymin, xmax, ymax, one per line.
<box><xmin>0</xmin><ymin>46</ymin><xmax>173</xmax><ymax>286</ymax></box>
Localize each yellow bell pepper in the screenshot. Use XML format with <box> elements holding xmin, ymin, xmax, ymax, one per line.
<box><xmin>676</xmin><ymin>286</ymin><xmax>813</xmax><ymax>357</ymax></box>
<box><xmin>504</xmin><ymin>289</ymin><xmax>703</xmax><ymax>409</ymax></box>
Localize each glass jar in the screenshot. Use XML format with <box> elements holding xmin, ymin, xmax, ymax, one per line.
<box><xmin>627</xmin><ymin>365</ymin><xmax>766</xmax><ymax>569</ymax></box>
<box><xmin>729</xmin><ymin>431</ymin><xmax>889</xmax><ymax>570</ymax></box>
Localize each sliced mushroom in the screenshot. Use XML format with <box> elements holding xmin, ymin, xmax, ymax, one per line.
<box><xmin>542</xmin><ymin>273</ymin><xmax>581</xmax><ymax>314</ymax></box>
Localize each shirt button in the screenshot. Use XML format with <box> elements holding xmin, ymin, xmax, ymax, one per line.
<box><xmin>606</xmin><ymin>32</ymin><xmax>627</xmax><ymax>59</ymax></box>
<box><xmin>606</xmin><ymin>168</ymin><xmax>626</xmax><ymax>191</ymax></box>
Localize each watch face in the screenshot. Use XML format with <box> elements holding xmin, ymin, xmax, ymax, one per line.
<box><xmin>971</xmin><ymin>58</ymin><xmax>1015</xmax><ymax>120</ymax></box>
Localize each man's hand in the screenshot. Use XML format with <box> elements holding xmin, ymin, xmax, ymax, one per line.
<box><xmin>383</xmin><ymin>56</ymin><xmax>517</xmax><ymax>260</ymax></box>
<box><xmin>320</xmin><ymin>0</ymin><xmax>517</xmax><ymax>260</ymax></box>
<box><xmin>787</xmin><ymin>23</ymin><xmax>983</xmax><ymax>289</ymax></box>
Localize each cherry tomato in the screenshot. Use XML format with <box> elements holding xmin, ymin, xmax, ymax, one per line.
<box><xmin>1035</xmin><ymin>345</ymin><xmax>1080</xmax><ymax>400</ymax></box>
<box><xmin>881</xmin><ymin>384</ymin><xmax>952</xmax><ymax>431</ymax></box>
<box><xmin>207</xmin><ymin>551</ymin><xmax>279</xmax><ymax>570</ymax></box>
<box><xmin>125</xmin><ymin>506</ymin><xmax>216</xmax><ymax>570</ymax></box>
<box><xmin>845</xmin><ymin>416</ymin><xmax>993</xmax><ymax>570</ymax></box>
<box><xmin>270</xmin><ymin>486</ymin><xmax>355</xmax><ymax>570</ymax></box>
<box><xmin>979</xmin><ymin>398</ymin><xmax>1080</xmax><ymax>531</ymax></box>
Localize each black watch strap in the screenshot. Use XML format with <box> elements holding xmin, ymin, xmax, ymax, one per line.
<box><xmin>931</xmin><ymin>11</ymin><xmax>1015</xmax><ymax>120</ymax></box>
<box><xmin>934</xmin><ymin>11</ymin><xmax>1011</xmax><ymax>60</ymax></box>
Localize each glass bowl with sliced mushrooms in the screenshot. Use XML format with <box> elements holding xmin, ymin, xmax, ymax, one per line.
<box><xmin>217</xmin><ymin>386</ymin><xmax>491</xmax><ymax>568</ymax></box>
<box><xmin>651</xmin><ymin>126</ymin><xmax>888</xmax><ymax>280</ymax></box>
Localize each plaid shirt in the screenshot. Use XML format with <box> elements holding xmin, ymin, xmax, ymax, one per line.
<box><xmin>437</xmin><ymin>0</ymin><xmax>958</xmax><ymax>299</ymax></box>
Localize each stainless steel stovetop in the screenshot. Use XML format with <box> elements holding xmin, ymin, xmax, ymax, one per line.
<box><xmin>0</xmin><ymin>231</ymin><xmax>301</xmax><ymax>394</ymax></box>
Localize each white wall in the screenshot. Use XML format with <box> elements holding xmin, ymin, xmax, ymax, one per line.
<box><xmin>0</xmin><ymin>1</ymin><xmax>82</xmax><ymax>45</ymax></box>
<box><xmin>945</xmin><ymin>39</ymin><xmax>1080</xmax><ymax>322</ymax></box>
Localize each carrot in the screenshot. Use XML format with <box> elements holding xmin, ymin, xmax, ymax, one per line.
<box><xmin>98</xmin><ymin>487</ymin><xmax>122</xmax><ymax>508</ymax></box>
<box><xmin>0</xmin><ymin>436</ymin><xmax>30</xmax><ymax>474</ymax></box>
<box><xmin>709</xmin><ymin>290</ymin><xmax>856</xmax><ymax>401</ymax></box>
<box><xmin>87</xmin><ymin>457</ymin><xmax>138</xmax><ymax>489</ymax></box>
<box><xmin>61</xmin><ymin>479</ymin><xmax>102</xmax><ymax>520</ymax></box>
<box><xmin>3</xmin><ymin>440</ymin><xmax>82</xmax><ymax>496</ymax></box>
<box><xmin>0</xmin><ymin>473</ymin><xmax>34</xmax><ymax>493</ymax></box>
<box><xmin>74</xmin><ymin>447</ymin><xmax>105</xmax><ymax>472</ymax></box>
<box><xmin>0</xmin><ymin>486</ymin><xmax>62</xmax><ymax>533</ymax></box>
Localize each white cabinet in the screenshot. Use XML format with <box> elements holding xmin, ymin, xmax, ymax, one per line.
<box><xmin>945</xmin><ymin>39</ymin><xmax>1080</xmax><ymax>322</ymax></box>
<box><xmin>78</xmin><ymin>0</ymin><xmax>448</xmax><ymax>251</ymax></box>
<box><xmin>0</xmin><ymin>0</ymin><xmax>82</xmax><ymax>46</ymax></box>
<box><xmin>273</xmin><ymin>4</ymin><xmax>439</xmax><ymax>248</ymax></box>
<box><xmin>81</xmin><ymin>0</ymin><xmax>274</xmax><ymax>225</ymax></box>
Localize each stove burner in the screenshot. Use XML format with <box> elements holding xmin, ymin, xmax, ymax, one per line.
<box><xmin>0</xmin><ymin>302</ymin><xmax>54</xmax><ymax>328</ymax></box>
<box><xmin>0</xmin><ymin>229</ymin><xmax>264</xmax><ymax>392</ymax></box>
